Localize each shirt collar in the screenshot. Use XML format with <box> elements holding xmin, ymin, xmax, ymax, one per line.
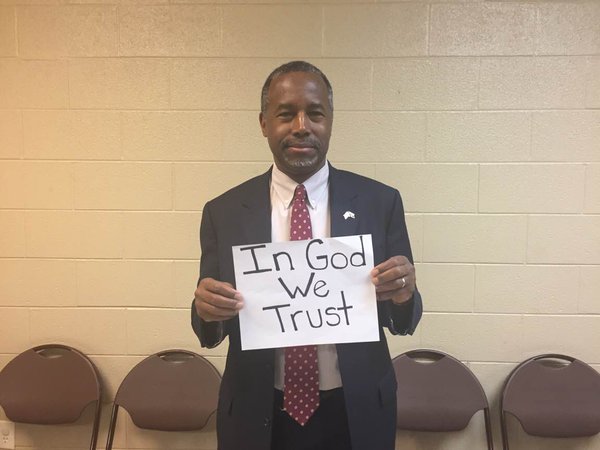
<box><xmin>271</xmin><ymin>162</ymin><xmax>329</xmax><ymax>210</ymax></box>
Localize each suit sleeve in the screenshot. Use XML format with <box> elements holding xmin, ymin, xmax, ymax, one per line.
<box><xmin>190</xmin><ymin>202</ymin><xmax>229</xmax><ymax>348</ymax></box>
<box><xmin>380</xmin><ymin>189</ymin><xmax>423</xmax><ymax>335</ymax></box>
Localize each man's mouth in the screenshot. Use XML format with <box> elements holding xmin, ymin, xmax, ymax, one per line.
<box><xmin>284</xmin><ymin>141</ymin><xmax>318</xmax><ymax>152</ymax></box>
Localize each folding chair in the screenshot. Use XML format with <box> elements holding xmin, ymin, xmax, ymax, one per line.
<box><xmin>500</xmin><ymin>353</ymin><xmax>600</xmax><ymax>449</ymax></box>
<box><xmin>0</xmin><ymin>344</ymin><xmax>102</xmax><ymax>450</ymax></box>
<box><xmin>393</xmin><ymin>349</ymin><xmax>493</xmax><ymax>449</ymax></box>
<box><xmin>105</xmin><ymin>349</ymin><xmax>221</xmax><ymax>449</ymax></box>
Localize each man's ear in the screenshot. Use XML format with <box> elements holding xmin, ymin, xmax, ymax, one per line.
<box><xmin>259</xmin><ymin>112</ymin><xmax>268</xmax><ymax>137</ymax></box>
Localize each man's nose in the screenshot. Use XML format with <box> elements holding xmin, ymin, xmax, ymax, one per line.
<box><xmin>291</xmin><ymin>112</ymin><xmax>309</xmax><ymax>135</ymax></box>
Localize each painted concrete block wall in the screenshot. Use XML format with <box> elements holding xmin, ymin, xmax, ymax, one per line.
<box><xmin>0</xmin><ymin>0</ymin><xmax>599</xmax><ymax>449</ymax></box>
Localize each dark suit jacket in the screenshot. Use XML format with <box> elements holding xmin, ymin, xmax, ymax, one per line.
<box><xmin>191</xmin><ymin>165</ymin><xmax>422</xmax><ymax>450</ymax></box>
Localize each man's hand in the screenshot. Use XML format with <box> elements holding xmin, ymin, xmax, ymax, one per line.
<box><xmin>371</xmin><ymin>255</ymin><xmax>415</xmax><ymax>305</ymax></box>
<box><xmin>194</xmin><ymin>277</ymin><xmax>244</xmax><ymax>322</ymax></box>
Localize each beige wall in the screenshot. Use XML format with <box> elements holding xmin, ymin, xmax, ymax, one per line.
<box><xmin>1</xmin><ymin>0</ymin><xmax>599</xmax><ymax>449</ymax></box>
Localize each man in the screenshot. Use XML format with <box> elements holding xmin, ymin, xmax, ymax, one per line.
<box><xmin>192</xmin><ymin>61</ymin><xmax>422</xmax><ymax>450</ymax></box>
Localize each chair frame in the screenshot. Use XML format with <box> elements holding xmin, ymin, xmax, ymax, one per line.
<box><xmin>0</xmin><ymin>344</ymin><xmax>102</xmax><ymax>450</ymax></box>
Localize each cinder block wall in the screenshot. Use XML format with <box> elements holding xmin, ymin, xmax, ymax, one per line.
<box><xmin>1</xmin><ymin>1</ymin><xmax>599</xmax><ymax>449</ymax></box>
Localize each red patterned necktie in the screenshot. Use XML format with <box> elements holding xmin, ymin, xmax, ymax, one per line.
<box><xmin>283</xmin><ymin>184</ymin><xmax>320</xmax><ymax>426</ymax></box>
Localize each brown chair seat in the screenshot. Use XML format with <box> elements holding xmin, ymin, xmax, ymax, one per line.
<box><xmin>393</xmin><ymin>349</ymin><xmax>493</xmax><ymax>449</ymax></box>
<box><xmin>105</xmin><ymin>349</ymin><xmax>221</xmax><ymax>450</ymax></box>
<box><xmin>0</xmin><ymin>344</ymin><xmax>102</xmax><ymax>450</ymax></box>
<box><xmin>501</xmin><ymin>354</ymin><xmax>600</xmax><ymax>448</ymax></box>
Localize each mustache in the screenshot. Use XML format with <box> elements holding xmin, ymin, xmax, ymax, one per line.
<box><xmin>283</xmin><ymin>138</ymin><xmax>320</xmax><ymax>150</ymax></box>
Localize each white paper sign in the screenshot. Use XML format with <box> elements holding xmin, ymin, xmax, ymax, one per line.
<box><xmin>232</xmin><ymin>234</ymin><xmax>379</xmax><ymax>351</ymax></box>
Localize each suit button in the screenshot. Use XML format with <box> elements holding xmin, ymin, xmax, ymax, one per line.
<box><xmin>264</xmin><ymin>418</ymin><xmax>271</xmax><ymax>428</ymax></box>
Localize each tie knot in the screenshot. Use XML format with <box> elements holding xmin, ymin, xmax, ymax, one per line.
<box><xmin>293</xmin><ymin>184</ymin><xmax>307</xmax><ymax>203</ymax></box>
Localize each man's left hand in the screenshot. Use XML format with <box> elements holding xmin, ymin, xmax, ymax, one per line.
<box><xmin>371</xmin><ymin>255</ymin><xmax>415</xmax><ymax>305</ymax></box>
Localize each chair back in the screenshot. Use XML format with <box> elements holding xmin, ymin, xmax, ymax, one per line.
<box><xmin>393</xmin><ymin>349</ymin><xmax>493</xmax><ymax>449</ymax></box>
<box><xmin>500</xmin><ymin>353</ymin><xmax>600</xmax><ymax>448</ymax></box>
<box><xmin>0</xmin><ymin>344</ymin><xmax>102</xmax><ymax>450</ymax></box>
<box><xmin>107</xmin><ymin>349</ymin><xmax>220</xmax><ymax>444</ymax></box>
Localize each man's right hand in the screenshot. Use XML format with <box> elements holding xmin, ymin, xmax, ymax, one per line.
<box><xmin>194</xmin><ymin>278</ymin><xmax>244</xmax><ymax>322</ymax></box>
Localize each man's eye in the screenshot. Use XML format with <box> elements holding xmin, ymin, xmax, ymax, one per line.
<box><xmin>278</xmin><ymin>113</ymin><xmax>293</xmax><ymax>119</ymax></box>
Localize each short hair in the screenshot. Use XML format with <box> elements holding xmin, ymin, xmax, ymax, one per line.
<box><xmin>260</xmin><ymin>61</ymin><xmax>334</xmax><ymax>114</ymax></box>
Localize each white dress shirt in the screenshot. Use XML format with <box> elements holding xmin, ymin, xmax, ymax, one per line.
<box><xmin>270</xmin><ymin>162</ymin><xmax>343</xmax><ymax>391</ymax></box>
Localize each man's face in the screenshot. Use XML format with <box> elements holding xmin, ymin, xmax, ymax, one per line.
<box><xmin>259</xmin><ymin>71</ymin><xmax>333</xmax><ymax>183</ymax></box>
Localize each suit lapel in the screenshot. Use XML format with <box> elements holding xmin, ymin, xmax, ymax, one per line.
<box><xmin>237</xmin><ymin>169</ymin><xmax>275</xmax><ymax>364</ymax></box>
<box><xmin>329</xmin><ymin>165</ymin><xmax>361</xmax><ymax>238</ymax></box>
<box><xmin>239</xmin><ymin>169</ymin><xmax>272</xmax><ymax>245</ymax></box>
